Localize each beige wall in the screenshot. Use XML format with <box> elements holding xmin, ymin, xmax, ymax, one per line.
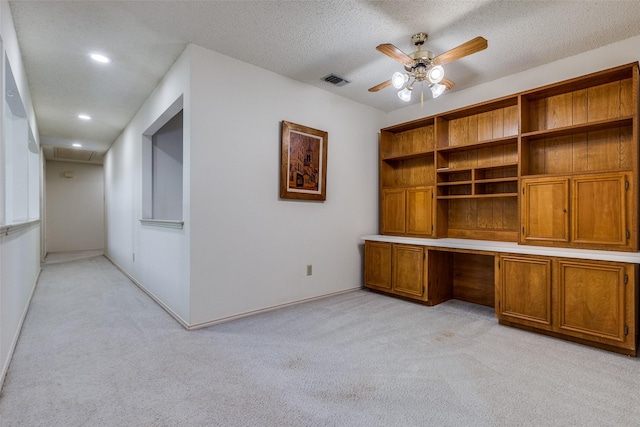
<box><xmin>45</xmin><ymin>161</ymin><xmax>104</xmax><ymax>253</ymax></box>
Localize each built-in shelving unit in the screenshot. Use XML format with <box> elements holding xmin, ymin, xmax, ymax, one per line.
<box><xmin>367</xmin><ymin>62</ymin><xmax>640</xmax><ymax>355</ymax></box>
<box><xmin>378</xmin><ymin>62</ymin><xmax>638</xmax><ymax>250</ymax></box>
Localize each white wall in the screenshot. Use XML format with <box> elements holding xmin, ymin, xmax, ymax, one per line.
<box><xmin>387</xmin><ymin>35</ymin><xmax>640</xmax><ymax>126</ymax></box>
<box><xmin>104</xmin><ymin>48</ymin><xmax>191</xmax><ymax>324</ymax></box>
<box><xmin>45</xmin><ymin>160</ymin><xmax>104</xmax><ymax>253</ymax></box>
<box><xmin>188</xmin><ymin>44</ymin><xmax>384</xmax><ymax>326</ymax></box>
<box><xmin>0</xmin><ymin>0</ymin><xmax>41</xmax><ymax>388</ymax></box>
<box><xmin>105</xmin><ymin>43</ymin><xmax>384</xmax><ymax>328</ymax></box>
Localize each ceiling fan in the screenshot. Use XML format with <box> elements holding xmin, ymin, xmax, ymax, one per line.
<box><xmin>369</xmin><ymin>33</ymin><xmax>488</xmax><ymax>104</ymax></box>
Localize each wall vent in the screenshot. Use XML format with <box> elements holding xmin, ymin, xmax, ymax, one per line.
<box><xmin>322</xmin><ymin>74</ymin><xmax>350</xmax><ymax>87</ymax></box>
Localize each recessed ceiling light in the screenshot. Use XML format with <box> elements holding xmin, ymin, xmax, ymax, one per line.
<box><xmin>78</xmin><ymin>114</ymin><xmax>91</xmax><ymax>120</ymax></box>
<box><xmin>90</xmin><ymin>53</ymin><xmax>110</xmax><ymax>63</ymax></box>
<box><xmin>72</xmin><ymin>143</ymin><xmax>82</xmax><ymax>148</ymax></box>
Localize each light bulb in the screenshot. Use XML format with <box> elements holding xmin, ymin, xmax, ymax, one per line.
<box><xmin>398</xmin><ymin>87</ymin><xmax>412</xmax><ymax>102</ymax></box>
<box><xmin>90</xmin><ymin>53</ymin><xmax>110</xmax><ymax>63</ymax></box>
<box><xmin>427</xmin><ymin>65</ymin><xmax>444</xmax><ymax>84</ymax></box>
<box><xmin>392</xmin><ymin>72</ymin><xmax>408</xmax><ymax>89</ymax></box>
<box><xmin>430</xmin><ymin>83</ymin><xmax>446</xmax><ymax>98</ymax></box>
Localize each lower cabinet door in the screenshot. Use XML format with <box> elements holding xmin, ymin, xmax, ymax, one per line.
<box><xmin>364</xmin><ymin>241</ymin><xmax>392</xmax><ymax>291</ymax></box>
<box><xmin>392</xmin><ymin>244</ymin><xmax>425</xmax><ymax>299</ymax></box>
<box><xmin>557</xmin><ymin>259</ymin><xmax>635</xmax><ymax>351</ymax></box>
<box><xmin>499</xmin><ymin>255</ymin><xmax>553</xmax><ymax>330</ymax></box>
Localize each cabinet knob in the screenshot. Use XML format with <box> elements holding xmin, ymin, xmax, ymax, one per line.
<box><xmin>563</xmin><ymin>209</ymin><xmax>567</xmax><ymax>213</ymax></box>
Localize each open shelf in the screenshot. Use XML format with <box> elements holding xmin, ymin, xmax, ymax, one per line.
<box><xmin>437</xmin><ymin>136</ymin><xmax>518</xmax><ymax>153</ymax></box>
<box><xmin>521</xmin><ymin>116</ymin><xmax>634</xmax><ymax>141</ymax></box>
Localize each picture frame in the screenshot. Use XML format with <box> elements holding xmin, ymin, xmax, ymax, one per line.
<box><xmin>280</xmin><ymin>120</ymin><xmax>328</xmax><ymax>201</ymax></box>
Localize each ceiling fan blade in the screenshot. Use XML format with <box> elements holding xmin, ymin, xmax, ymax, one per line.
<box><xmin>441</xmin><ymin>78</ymin><xmax>455</xmax><ymax>90</ymax></box>
<box><xmin>368</xmin><ymin>79</ymin><xmax>392</xmax><ymax>92</ymax></box>
<box><xmin>376</xmin><ymin>43</ymin><xmax>413</xmax><ymax>65</ymax></box>
<box><xmin>434</xmin><ymin>37</ymin><xmax>488</xmax><ymax>66</ymax></box>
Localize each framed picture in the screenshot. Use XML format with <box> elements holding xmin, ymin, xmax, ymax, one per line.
<box><xmin>280</xmin><ymin>120</ymin><xmax>328</xmax><ymax>201</ymax></box>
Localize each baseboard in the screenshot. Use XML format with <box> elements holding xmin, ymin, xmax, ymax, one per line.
<box><xmin>104</xmin><ymin>254</ymin><xmax>190</xmax><ymax>330</ymax></box>
<box><xmin>186</xmin><ymin>287</ymin><xmax>361</xmax><ymax>331</ymax></box>
<box><xmin>105</xmin><ymin>253</ymin><xmax>361</xmax><ymax>331</ymax></box>
<box><xmin>0</xmin><ymin>267</ymin><xmax>42</xmax><ymax>390</ymax></box>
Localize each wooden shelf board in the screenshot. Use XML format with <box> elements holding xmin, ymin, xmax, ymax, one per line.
<box><xmin>437</xmin><ymin>181</ymin><xmax>472</xmax><ymax>187</ymax></box>
<box><xmin>475</xmin><ymin>178</ymin><xmax>518</xmax><ymax>184</ymax></box>
<box><xmin>436</xmin><ymin>135</ymin><xmax>518</xmax><ymax>153</ymax></box>
<box><xmin>381</xmin><ymin>151</ymin><xmax>434</xmax><ymax>162</ymax></box>
<box><xmin>437</xmin><ymin>193</ymin><xmax>518</xmax><ymax>200</ymax></box>
<box><xmin>521</xmin><ymin>116</ymin><xmax>633</xmax><ymax>140</ymax></box>
<box><xmin>475</xmin><ymin>163</ymin><xmax>518</xmax><ymax>171</ymax></box>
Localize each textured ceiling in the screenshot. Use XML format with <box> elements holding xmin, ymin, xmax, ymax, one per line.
<box><xmin>9</xmin><ymin>1</ymin><xmax>640</xmax><ymax>159</ymax></box>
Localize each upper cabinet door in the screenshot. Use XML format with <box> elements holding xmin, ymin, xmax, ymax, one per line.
<box><xmin>572</xmin><ymin>173</ymin><xmax>627</xmax><ymax>247</ymax></box>
<box><xmin>406</xmin><ymin>186</ymin><xmax>434</xmax><ymax>236</ymax></box>
<box><xmin>381</xmin><ymin>188</ymin><xmax>406</xmax><ymax>235</ymax></box>
<box><xmin>521</xmin><ymin>177</ymin><xmax>569</xmax><ymax>243</ymax></box>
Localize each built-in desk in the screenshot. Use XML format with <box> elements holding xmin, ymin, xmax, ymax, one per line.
<box><xmin>362</xmin><ymin>235</ymin><xmax>639</xmax><ymax>356</ymax></box>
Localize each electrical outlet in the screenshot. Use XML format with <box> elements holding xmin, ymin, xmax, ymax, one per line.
<box><xmin>306</xmin><ymin>265</ymin><xmax>312</xmax><ymax>276</ymax></box>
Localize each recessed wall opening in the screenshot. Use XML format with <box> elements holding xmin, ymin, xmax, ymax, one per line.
<box><xmin>3</xmin><ymin>53</ymin><xmax>39</xmax><ymax>225</ymax></box>
<box><xmin>142</xmin><ymin>96</ymin><xmax>184</xmax><ymax>224</ymax></box>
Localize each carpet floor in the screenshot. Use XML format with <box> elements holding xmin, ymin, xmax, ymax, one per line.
<box><xmin>1</xmin><ymin>255</ymin><xmax>639</xmax><ymax>426</ymax></box>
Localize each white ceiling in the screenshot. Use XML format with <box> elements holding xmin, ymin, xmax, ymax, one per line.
<box><xmin>9</xmin><ymin>1</ymin><xmax>640</xmax><ymax>161</ymax></box>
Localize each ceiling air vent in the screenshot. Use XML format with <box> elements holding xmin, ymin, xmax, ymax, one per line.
<box><xmin>323</xmin><ymin>73</ymin><xmax>350</xmax><ymax>87</ymax></box>
<box><xmin>54</xmin><ymin>147</ymin><xmax>96</xmax><ymax>162</ymax></box>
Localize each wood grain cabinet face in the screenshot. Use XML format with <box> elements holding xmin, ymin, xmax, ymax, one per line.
<box><xmin>406</xmin><ymin>187</ymin><xmax>434</xmax><ymax>236</ymax></box>
<box><xmin>392</xmin><ymin>244</ymin><xmax>426</xmax><ymax>299</ymax></box>
<box><xmin>522</xmin><ymin>173</ymin><xmax>630</xmax><ymax>249</ymax></box>
<box><xmin>381</xmin><ymin>189</ymin><xmax>406</xmax><ymax>234</ymax></box>
<box><xmin>557</xmin><ymin>260</ymin><xmax>634</xmax><ymax>350</ymax></box>
<box><xmin>521</xmin><ymin>177</ymin><xmax>569</xmax><ymax>243</ymax></box>
<box><xmin>499</xmin><ymin>255</ymin><xmax>553</xmax><ymax>330</ymax></box>
<box><xmin>364</xmin><ymin>241</ymin><xmax>392</xmax><ymax>291</ymax></box>
<box><xmin>572</xmin><ymin>174</ymin><xmax>627</xmax><ymax>246</ymax></box>
<box><xmin>381</xmin><ymin>187</ymin><xmax>434</xmax><ymax>237</ymax></box>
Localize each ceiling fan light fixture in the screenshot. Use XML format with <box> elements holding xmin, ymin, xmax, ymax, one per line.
<box><xmin>430</xmin><ymin>83</ymin><xmax>446</xmax><ymax>98</ymax></box>
<box><xmin>391</xmin><ymin>72</ymin><xmax>408</xmax><ymax>89</ymax></box>
<box><xmin>427</xmin><ymin>65</ymin><xmax>444</xmax><ymax>84</ymax></box>
<box><xmin>398</xmin><ymin>87</ymin><xmax>412</xmax><ymax>102</ymax></box>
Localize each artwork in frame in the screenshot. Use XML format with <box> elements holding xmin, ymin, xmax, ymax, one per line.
<box><xmin>280</xmin><ymin>120</ymin><xmax>328</xmax><ymax>201</ymax></box>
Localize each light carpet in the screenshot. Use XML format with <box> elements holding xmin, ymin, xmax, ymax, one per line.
<box><xmin>1</xmin><ymin>255</ymin><xmax>639</xmax><ymax>426</ymax></box>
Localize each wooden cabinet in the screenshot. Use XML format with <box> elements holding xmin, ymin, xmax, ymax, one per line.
<box><xmin>381</xmin><ymin>189</ymin><xmax>406</xmax><ymax>234</ymax></box>
<box><xmin>572</xmin><ymin>174</ymin><xmax>627</xmax><ymax>246</ymax></box>
<box><xmin>521</xmin><ymin>173</ymin><xmax>629</xmax><ymax>249</ymax></box>
<box><xmin>381</xmin><ymin>187</ymin><xmax>434</xmax><ymax>236</ymax></box>
<box><xmin>364</xmin><ymin>241</ymin><xmax>392</xmax><ymax>292</ymax></box>
<box><xmin>371</xmin><ymin>62</ymin><xmax>640</xmax><ymax>355</ymax></box>
<box><xmin>498</xmin><ymin>254</ymin><xmax>638</xmax><ymax>355</ymax></box>
<box><xmin>519</xmin><ymin>63</ymin><xmax>638</xmax><ymax>251</ymax></box>
<box><xmin>521</xmin><ymin>177</ymin><xmax>569</xmax><ymax>243</ymax></box>
<box><xmin>380</xmin><ymin>123</ymin><xmax>436</xmax><ymax>237</ymax></box>
<box><xmin>498</xmin><ymin>255</ymin><xmax>553</xmax><ymax>331</ymax></box>
<box><xmin>392</xmin><ymin>244</ymin><xmax>426</xmax><ymax>299</ymax></box>
<box><xmin>557</xmin><ymin>259</ymin><xmax>635</xmax><ymax>352</ymax></box>
<box><xmin>364</xmin><ymin>241</ymin><xmax>457</xmax><ymax>305</ymax></box>
<box><xmin>364</xmin><ymin>241</ymin><xmax>426</xmax><ymax>301</ymax></box>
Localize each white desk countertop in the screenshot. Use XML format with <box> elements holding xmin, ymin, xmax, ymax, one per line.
<box><xmin>361</xmin><ymin>235</ymin><xmax>640</xmax><ymax>264</ymax></box>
